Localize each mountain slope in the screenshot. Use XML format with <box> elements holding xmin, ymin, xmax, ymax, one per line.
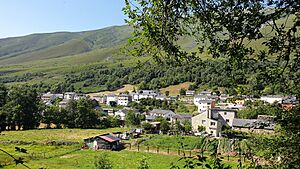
<box><xmin>0</xmin><ymin>25</ymin><xmax>133</xmax><ymax>65</ymax></box>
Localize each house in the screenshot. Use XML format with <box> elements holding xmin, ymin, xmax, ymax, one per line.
<box><xmin>91</xmin><ymin>95</ymin><xmax>107</xmax><ymax>104</ymax></box>
<box><xmin>64</xmin><ymin>92</ymin><xmax>76</xmax><ymax>100</ymax></box>
<box><xmin>155</xmin><ymin>95</ymin><xmax>167</xmax><ymax>101</ymax></box>
<box><xmin>103</xmin><ymin>108</ymin><xmax>115</xmax><ymax>116</ymax></box>
<box><xmin>212</xmin><ymin>109</ymin><xmax>237</xmax><ymax>127</ymax></box>
<box><xmin>132</xmin><ymin>90</ymin><xmax>160</xmax><ymax>102</ymax></box>
<box><xmin>148</xmin><ymin>109</ymin><xmax>176</xmax><ymax>121</ymax></box>
<box><xmin>114</xmin><ymin>108</ymin><xmax>139</xmax><ymax>120</ymax></box>
<box><xmin>58</xmin><ymin>99</ymin><xmax>69</xmax><ymax>109</ymax></box>
<box><xmin>41</xmin><ymin>93</ymin><xmax>63</xmax><ymax>103</ymax></box>
<box><xmin>196</xmin><ymin>100</ymin><xmax>216</xmax><ymax>112</ymax></box>
<box><xmin>117</xmin><ymin>94</ymin><xmax>132</xmax><ymax>106</ymax></box>
<box><xmin>191</xmin><ymin>108</ymin><xmax>237</xmax><ymax>137</ymax></box>
<box><xmin>172</xmin><ymin>114</ymin><xmax>192</xmax><ymax>123</ymax></box>
<box><xmin>41</xmin><ymin>93</ymin><xmax>56</xmax><ymax>103</ymax></box>
<box><xmin>106</xmin><ymin>94</ymin><xmax>117</xmax><ymax>105</ymax></box>
<box><xmin>199</xmin><ymin>90</ymin><xmax>212</xmax><ymax>96</ymax></box>
<box><xmin>260</xmin><ymin>95</ymin><xmax>284</xmax><ymax>104</ymax></box>
<box><xmin>83</xmin><ymin>133</ymin><xmax>121</xmax><ymax>150</ymax></box>
<box><xmin>186</xmin><ymin>90</ymin><xmax>195</xmax><ymax>96</ymax></box>
<box><xmin>192</xmin><ymin>110</ymin><xmax>223</xmax><ymax>137</ymax></box>
<box><xmin>193</xmin><ymin>95</ymin><xmax>211</xmax><ymax>105</ymax></box>
<box><xmin>232</xmin><ymin>116</ymin><xmax>275</xmax><ymax>134</ymax></box>
<box><xmin>281</xmin><ymin>96</ymin><xmax>297</xmax><ymax>111</ymax></box>
<box><xmin>74</xmin><ymin>93</ymin><xmax>86</xmax><ymax>100</ymax></box>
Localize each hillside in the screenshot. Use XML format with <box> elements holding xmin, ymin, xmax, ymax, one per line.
<box><xmin>0</xmin><ymin>25</ymin><xmax>133</xmax><ymax>65</ymax></box>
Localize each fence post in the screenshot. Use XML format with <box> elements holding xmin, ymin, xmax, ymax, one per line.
<box><xmin>157</xmin><ymin>146</ymin><xmax>159</xmax><ymax>153</ymax></box>
<box><xmin>228</xmin><ymin>155</ymin><xmax>229</xmax><ymax>161</ymax></box>
<box><xmin>178</xmin><ymin>149</ymin><xmax>180</xmax><ymax>156</ymax></box>
<box><xmin>167</xmin><ymin>147</ymin><xmax>170</xmax><ymax>154</ymax></box>
<box><xmin>138</xmin><ymin>143</ymin><xmax>140</xmax><ymax>152</ymax></box>
<box><xmin>189</xmin><ymin>150</ymin><xmax>191</xmax><ymax>157</ymax></box>
<box><xmin>130</xmin><ymin>144</ymin><xmax>131</xmax><ymax>150</ymax></box>
<box><xmin>147</xmin><ymin>146</ymin><xmax>149</xmax><ymax>152</ymax></box>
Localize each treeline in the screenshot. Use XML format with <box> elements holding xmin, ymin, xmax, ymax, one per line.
<box><xmin>0</xmin><ymin>84</ymin><xmax>121</xmax><ymax>131</ymax></box>
<box><xmin>30</xmin><ymin>59</ymin><xmax>298</xmax><ymax>96</ymax></box>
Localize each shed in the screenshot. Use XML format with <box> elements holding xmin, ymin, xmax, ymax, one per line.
<box><xmin>84</xmin><ymin>133</ymin><xmax>121</xmax><ymax>150</ymax></box>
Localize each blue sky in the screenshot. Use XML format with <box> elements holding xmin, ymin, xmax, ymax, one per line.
<box><xmin>0</xmin><ymin>0</ymin><xmax>127</xmax><ymax>38</ymax></box>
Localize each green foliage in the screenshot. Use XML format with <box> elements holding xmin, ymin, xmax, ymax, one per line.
<box><xmin>179</xmin><ymin>88</ymin><xmax>186</xmax><ymax>96</ymax></box>
<box><xmin>237</xmin><ymin>102</ymin><xmax>281</xmax><ymax>119</ymax></box>
<box><xmin>197</xmin><ymin>125</ymin><xmax>206</xmax><ymax>132</ymax></box>
<box><xmin>125</xmin><ymin>110</ymin><xmax>141</xmax><ymax>127</ymax></box>
<box><xmin>94</xmin><ymin>153</ymin><xmax>113</xmax><ymax>169</ymax></box>
<box><xmin>0</xmin><ymin>85</ymin><xmax>43</xmax><ymax>130</ymax></box>
<box><xmin>137</xmin><ymin>158</ymin><xmax>150</xmax><ymax>169</ymax></box>
<box><xmin>63</xmin><ymin>98</ymin><xmax>100</xmax><ymax>128</ymax></box>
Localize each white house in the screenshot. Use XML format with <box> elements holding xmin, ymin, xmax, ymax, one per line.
<box><xmin>192</xmin><ymin>108</ymin><xmax>237</xmax><ymax>137</ymax></box>
<box><xmin>186</xmin><ymin>90</ymin><xmax>195</xmax><ymax>96</ymax></box>
<box><xmin>41</xmin><ymin>93</ymin><xmax>63</xmax><ymax>103</ymax></box>
<box><xmin>91</xmin><ymin>95</ymin><xmax>107</xmax><ymax>104</ymax></box>
<box><xmin>194</xmin><ymin>95</ymin><xmax>211</xmax><ymax>105</ymax></box>
<box><xmin>106</xmin><ymin>94</ymin><xmax>117</xmax><ymax>105</ymax></box>
<box><xmin>131</xmin><ymin>90</ymin><xmax>160</xmax><ymax>102</ymax></box>
<box><xmin>260</xmin><ymin>95</ymin><xmax>284</xmax><ymax>104</ymax></box>
<box><xmin>196</xmin><ymin>100</ymin><xmax>216</xmax><ymax>112</ymax></box>
<box><xmin>117</xmin><ymin>94</ymin><xmax>132</xmax><ymax>106</ymax></box>
<box><xmin>148</xmin><ymin>109</ymin><xmax>176</xmax><ymax>121</ymax></box>
<box><xmin>114</xmin><ymin>108</ymin><xmax>139</xmax><ymax>120</ymax></box>
<box><xmin>74</xmin><ymin>93</ymin><xmax>86</xmax><ymax>100</ymax></box>
<box><xmin>64</xmin><ymin>92</ymin><xmax>76</xmax><ymax>100</ymax></box>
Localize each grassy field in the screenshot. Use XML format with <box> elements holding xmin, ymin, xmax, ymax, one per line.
<box><xmin>139</xmin><ymin>135</ymin><xmax>202</xmax><ymax>150</ymax></box>
<box><xmin>0</xmin><ymin>128</ymin><xmax>184</xmax><ymax>169</ymax></box>
<box><xmin>87</xmin><ymin>84</ymin><xmax>136</xmax><ymax>96</ymax></box>
<box><xmin>160</xmin><ymin>82</ymin><xmax>192</xmax><ymax>96</ymax></box>
<box><xmin>0</xmin><ymin>144</ymin><xmax>182</xmax><ymax>169</ymax></box>
<box><xmin>0</xmin><ymin>128</ymin><xmax>127</xmax><ymax>143</ymax></box>
<box><xmin>0</xmin><ymin>129</ymin><xmax>242</xmax><ymax>169</ymax></box>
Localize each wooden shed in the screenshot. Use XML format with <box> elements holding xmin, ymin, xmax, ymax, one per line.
<box><xmin>84</xmin><ymin>133</ymin><xmax>121</xmax><ymax>150</ymax></box>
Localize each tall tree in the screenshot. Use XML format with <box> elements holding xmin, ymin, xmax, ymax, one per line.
<box><xmin>124</xmin><ymin>0</ymin><xmax>300</xmax><ymax>94</ymax></box>
<box><xmin>5</xmin><ymin>85</ymin><xmax>42</xmax><ymax>130</ymax></box>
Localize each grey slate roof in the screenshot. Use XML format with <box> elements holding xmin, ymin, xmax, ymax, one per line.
<box><xmin>232</xmin><ymin>119</ymin><xmax>257</xmax><ymax>128</ymax></box>
<box><xmin>149</xmin><ymin>109</ymin><xmax>175</xmax><ymax>115</ymax></box>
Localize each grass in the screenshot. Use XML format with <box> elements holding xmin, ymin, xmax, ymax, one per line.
<box><xmin>87</xmin><ymin>84</ymin><xmax>136</xmax><ymax>96</ymax></box>
<box><xmin>160</xmin><ymin>82</ymin><xmax>192</xmax><ymax>96</ymax></box>
<box><xmin>140</xmin><ymin>135</ymin><xmax>202</xmax><ymax>150</ymax></box>
<box><xmin>0</xmin><ymin>128</ymin><xmax>127</xmax><ymax>143</ymax></box>
<box><xmin>0</xmin><ymin>129</ymin><xmax>183</xmax><ymax>169</ymax></box>
<box><xmin>0</xmin><ymin>144</ymin><xmax>181</xmax><ymax>169</ymax></box>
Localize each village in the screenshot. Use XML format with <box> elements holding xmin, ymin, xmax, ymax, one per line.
<box><xmin>39</xmin><ymin>89</ymin><xmax>297</xmax><ymax>152</ymax></box>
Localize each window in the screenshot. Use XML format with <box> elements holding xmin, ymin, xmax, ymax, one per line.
<box><xmin>202</xmin><ymin>120</ymin><xmax>206</xmax><ymax>124</ymax></box>
<box><xmin>224</xmin><ymin>112</ymin><xmax>227</xmax><ymax>115</ymax></box>
<box><xmin>210</xmin><ymin>122</ymin><xmax>216</xmax><ymax>126</ymax></box>
<box><xmin>226</xmin><ymin>119</ymin><xmax>229</xmax><ymax>123</ymax></box>
<box><xmin>210</xmin><ymin>131</ymin><xmax>213</xmax><ymax>134</ymax></box>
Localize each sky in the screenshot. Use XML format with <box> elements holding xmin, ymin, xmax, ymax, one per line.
<box><xmin>0</xmin><ymin>0</ymin><xmax>127</xmax><ymax>38</ymax></box>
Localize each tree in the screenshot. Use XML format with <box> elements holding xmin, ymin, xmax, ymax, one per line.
<box><xmin>141</xmin><ymin>122</ymin><xmax>153</xmax><ymax>134</ymax></box>
<box><xmin>179</xmin><ymin>88</ymin><xmax>186</xmax><ymax>96</ymax></box>
<box><xmin>125</xmin><ymin>110</ymin><xmax>140</xmax><ymax>127</ymax></box>
<box><xmin>5</xmin><ymin>85</ymin><xmax>42</xmax><ymax>130</ymax></box>
<box><xmin>165</xmin><ymin>91</ymin><xmax>170</xmax><ymax>97</ymax></box>
<box><xmin>124</xmin><ymin>0</ymin><xmax>300</xmax><ymax>94</ymax></box>
<box><xmin>94</xmin><ymin>153</ymin><xmax>113</xmax><ymax>169</ymax></box>
<box><xmin>182</xmin><ymin>121</ymin><xmax>192</xmax><ymax>134</ymax></box>
<box><xmin>0</xmin><ymin>84</ymin><xmax>7</xmax><ymax>107</ymax></box>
